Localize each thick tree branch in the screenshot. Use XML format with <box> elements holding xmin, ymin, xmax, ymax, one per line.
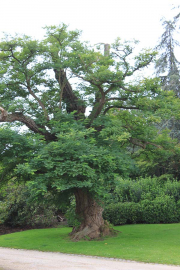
<box><xmin>54</xmin><ymin>69</ymin><xmax>86</xmax><ymax>117</ymax></box>
<box><xmin>88</xmin><ymin>100</ymin><xmax>105</xmax><ymax>122</ymax></box>
<box><xmin>104</xmin><ymin>85</ymin><xmax>115</xmax><ymax>95</ymax></box>
<box><xmin>0</xmin><ymin>107</ymin><xmax>54</xmax><ymax>141</ymax></box>
<box><xmin>88</xmin><ymin>87</ymin><xmax>106</xmax><ymax>125</ymax></box>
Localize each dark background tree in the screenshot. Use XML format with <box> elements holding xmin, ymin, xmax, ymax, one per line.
<box><xmin>155</xmin><ymin>15</ymin><xmax>180</xmax><ymax>142</ymax></box>
<box><xmin>156</xmin><ymin>18</ymin><xmax>180</xmax><ymax>95</ymax></box>
<box><xmin>0</xmin><ymin>24</ymin><xmax>179</xmax><ymax>240</ymax></box>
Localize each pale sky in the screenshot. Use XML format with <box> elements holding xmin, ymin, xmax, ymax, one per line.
<box><xmin>1</xmin><ymin>0</ymin><xmax>179</xmax><ymax>48</ymax></box>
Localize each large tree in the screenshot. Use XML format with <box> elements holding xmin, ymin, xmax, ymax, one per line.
<box><xmin>0</xmin><ymin>24</ymin><xmax>179</xmax><ymax>240</ymax></box>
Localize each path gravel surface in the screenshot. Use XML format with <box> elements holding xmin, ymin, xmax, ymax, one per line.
<box><xmin>0</xmin><ymin>247</ymin><xmax>180</xmax><ymax>270</ymax></box>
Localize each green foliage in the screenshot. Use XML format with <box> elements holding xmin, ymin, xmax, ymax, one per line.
<box><xmin>103</xmin><ymin>177</ymin><xmax>180</xmax><ymax>225</ymax></box>
<box><xmin>141</xmin><ymin>196</ymin><xmax>179</xmax><ymax>224</ymax></box>
<box><xmin>164</xmin><ymin>180</ymin><xmax>180</xmax><ymax>201</ymax></box>
<box><xmin>105</xmin><ymin>177</ymin><xmax>163</xmax><ymax>204</ymax></box>
<box><xmin>0</xmin><ymin>128</ymin><xmax>43</xmax><ymax>184</ymax></box>
<box><xmin>103</xmin><ymin>202</ymin><xmax>142</xmax><ymax>225</ymax></box>
<box><xmin>103</xmin><ymin>196</ymin><xmax>180</xmax><ymax>225</ymax></box>
<box><xmin>13</xmin><ymin>120</ymin><xmax>134</xmax><ymax>203</ymax></box>
<box><xmin>0</xmin><ymin>182</ymin><xmax>59</xmax><ymax>227</ymax></box>
<box><xmin>136</xmin><ymin>136</ymin><xmax>180</xmax><ymax>178</ymax></box>
<box><xmin>0</xmin><ymin>24</ymin><xmax>180</xmax><ymax>235</ymax></box>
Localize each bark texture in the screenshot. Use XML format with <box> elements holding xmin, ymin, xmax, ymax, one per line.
<box><xmin>70</xmin><ymin>189</ymin><xmax>113</xmax><ymax>241</ymax></box>
<box><xmin>54</xmin><ymin>69</ymin><xmax>86</xmax><ymax>117</ymax></box>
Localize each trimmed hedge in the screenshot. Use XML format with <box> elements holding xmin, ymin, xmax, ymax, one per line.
<box><xmin>103</xmin><ymin>195</ymin><xmax>180</xmax><ymax>225</ymax></box>
<box><xmin>103</xmin><ymin>202</ymin><xmax>142</xmax><ymax>225</ymax></box>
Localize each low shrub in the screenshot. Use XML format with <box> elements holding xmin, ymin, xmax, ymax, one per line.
<box><xmin>0</xmin><ymin>183</ymin><xmax>60</xmax><ymax>228</ymax></box>
<box><xmin>141</xmin><ymin>195</ymin><xmax>179</xmax><ymax>224</ymax></box>
<box><xmin>103</xmin><ymin>195</ymin><xmax>180</xmax><ymax>225</ymax></box>
<box><xmin>107</xmin><ymin>177</ymin><xmax>164</xmax><ymax>204</ymax></box>
<box><xmin>164</xmin><ymin>180</ymin><xmax>180</xmax><ymax>202</ymax></box>
<box><xmin>103</xmin><ymin>202</ymin><xmax>142</xmax><ymax>225</ymax></box>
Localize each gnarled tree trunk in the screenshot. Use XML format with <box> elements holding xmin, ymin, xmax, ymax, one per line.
<box><xmin>70</xmin><ymin>188</ymin><xmax>114</xmax><ymax>241</ymax></box>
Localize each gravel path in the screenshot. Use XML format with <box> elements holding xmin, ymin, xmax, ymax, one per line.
<box><xmin>0</xmin><ymin>247</ymin><xmax>180</xmax><ymax>270</ymax></box>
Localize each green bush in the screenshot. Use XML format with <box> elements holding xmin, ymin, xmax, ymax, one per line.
<box><xmin>164</xmin><ymin>180</ymin><xmax>180</xmax><ymax>202</ymax></box>
<box><xmin>141</xmin><ymin>196</ymin><xmax>180</xmax><ymax>224</ymax></box>
<box><xmin>107</xmin><ymin>177</ymin><xmax>164</xmax><ymax>204</ymax></box>
<box><xmin>0</xmin><ymin>201</ymin><xmax>7</xmax><ymax>224</ymax></box>
<box><xmin>0</xmin><ymin>183</ymin><xmax>59</xmax><ymax>228</ymax></box>
<box><xmin>106</xmin><ymin>176</ymin><xmax>180</xmax><ymax>200</ymax></box>
<box><xmin>0</xmin><ymin>184</ymin><xmax>29</xmax><ymax>226</ymax></box>
<box><xmin>103</xmin><ymin>195</ymin><xmax>180</xmax><ymax>225</ymax></box>
<box><xmin>103</xmin><ymin>202</ymin><xmax>142</xmax><ymax>225</ymax></box>
<box><xmin>2</xmin><ymin>177</ymin><xmax>180</xmax><ymax>227</ymax></box>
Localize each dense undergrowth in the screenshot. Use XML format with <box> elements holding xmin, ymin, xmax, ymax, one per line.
<box><xmin>1</xmin><ymin>176</ymin><xmax>180</xmax><ymax>228</ymax></box>
<box><xmin>103</xmin><ymin>176</ymin><xmax>180</xmax><ymax>225</ymax></box>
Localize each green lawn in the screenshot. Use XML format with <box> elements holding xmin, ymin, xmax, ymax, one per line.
<box><xmin>0</xmin><ymin>224</ymin><xmax>180</xmax><ymax>265</ymax></box>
